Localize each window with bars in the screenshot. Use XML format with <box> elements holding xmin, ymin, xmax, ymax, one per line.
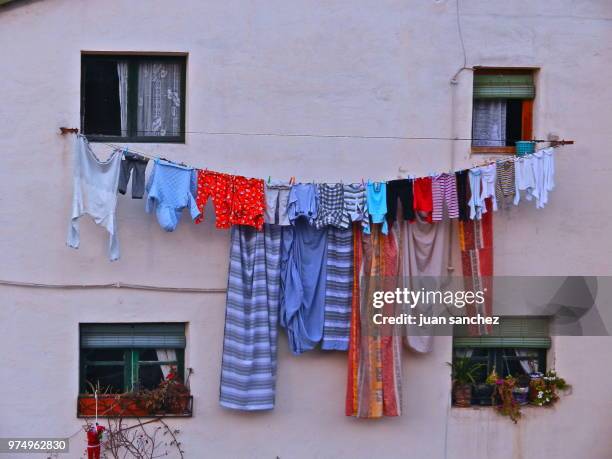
<box><xmin>81</xmin><ymin>54</ymin><xmax>186</xmax><ymax>143</ymax></box>
<box><xmin>79</xmin><ymin>323</ymin><xmax>186</xmax><ymax>394</ymax></box>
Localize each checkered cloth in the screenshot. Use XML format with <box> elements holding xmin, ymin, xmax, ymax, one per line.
<box><xmin>314</xmin><ymin>183</ymin><xmax>345</xmax><ymax>229</ymax></box>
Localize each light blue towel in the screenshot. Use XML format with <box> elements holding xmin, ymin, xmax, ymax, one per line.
<box><xmin>280</xmin><ymin>218</ymin><xmax>328</xmax><ymax>355</ymax></box>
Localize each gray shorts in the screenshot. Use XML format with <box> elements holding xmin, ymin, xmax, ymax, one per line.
<box><xmin>264</xmin><ymin>181</ymin><xmax>292</xmax><ymax>226</ymax></box>
<box><xmin>118</xmin><ymin>152</ymin><xmax>149</xmax><ymax>199</ymax></box>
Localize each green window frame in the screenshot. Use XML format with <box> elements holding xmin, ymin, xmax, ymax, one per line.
<box><xmin>81</xmin><ymin>53</ymin><xmax>187</xmax><ymax>143</ymax></box>
<box><xmin>79</xmin><ymin>323</ymin><xmax>186</xmax><ymax>394</ymax></box>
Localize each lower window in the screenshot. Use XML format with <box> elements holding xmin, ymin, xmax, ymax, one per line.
<box><xmin>452</xmin><ymin>317</ymin><xmax>550</xmax><ymax>406</ymax></box>
<box><xmin>453</xmin><ymin>347</ymin><xmax>546</xmax><ymax>405</ymax></box>
<box><xmin>78</xmin><ymin>323</ymin><xmax>191</xmax><ymax>417</ymax></box>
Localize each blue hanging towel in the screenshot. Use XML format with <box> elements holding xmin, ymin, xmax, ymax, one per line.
<box><xmin>219</xmin><ymin>224</ymin><xmax>284</xmax><ymax>411</ymax></box>
<box><xmin>280</xmin><ymin>218</ymin><xmax>328</xmax><ymax>354</ymax></box>
<box><xmin>321</xmin><ymin>226</ymin><xmax>353</xmax><ymax>351</ymax></box>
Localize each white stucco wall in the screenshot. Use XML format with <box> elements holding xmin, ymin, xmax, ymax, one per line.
<box><xmin>0</xmin><ymin>0</ymin><xmax>611</xmax><ymax>458</ymax></box>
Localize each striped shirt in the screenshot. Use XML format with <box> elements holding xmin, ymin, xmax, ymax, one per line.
<box><xmin>495</xmin><ymin>160</ymin><xmax>515</xmax><ymax>209</ymax></box>
<box><xmin>432</xmin><ymin>173</ymin><xmax>459</xmax><ymax>221</ymax></box>
<box><xmin>340</xmin><ymin>183</ymin><xmax>370</xmax><ymax>232</ymax></box>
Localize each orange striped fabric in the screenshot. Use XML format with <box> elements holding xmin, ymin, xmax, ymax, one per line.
<box><xmin>346</xmin><ymin>224</ymin><xmax>402</xmax><ymax>418</ymax></box>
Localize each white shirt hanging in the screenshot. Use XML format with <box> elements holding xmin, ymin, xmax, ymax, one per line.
<box><xmin>66</xmin><ymin>135</ymin><xmax>122</xmax><ymax>261</ymax></box>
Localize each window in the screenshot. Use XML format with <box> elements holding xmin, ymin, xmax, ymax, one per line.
<box><xmin>79</xmin><ymin>323</ymin><xmax>186</xmax><ymax>394</ymax></box>
<box><xmin>471</xmin><ymin>68</ymin><xmax>535</xmax><ymax>154</ymax></box>
<box><xmin>81</xmin><ymin>54</ymin><xmax>186</xmax><ymax>143</ymax></box>
<box><xmin>452</xmin><ymin>317</ymin><xmax>550</xmax><ymax>405</ymax></box>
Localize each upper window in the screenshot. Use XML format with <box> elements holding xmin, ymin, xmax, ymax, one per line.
<box><xmin>81</xmin><ymin>54</ymin><xmax>186</xmax><ymax>143</ymax></box>
<box><xmin>79</xmin><ymin>323</ymin><xmax>186</xmax><ymax>394</ymax></box>
<box><xmin>471</xmin><ymin>68</ymin><xmax>535</xmax><ymax>154</ymax></box>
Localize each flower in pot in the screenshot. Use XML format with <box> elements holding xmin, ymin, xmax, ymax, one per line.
<box><xmin>495</xmin><ymin>376</ymin><xmax>522</xmax><ymax>423</ymax></box>
<box><xmin>447</xmin><ymin>358</ymin><xmax>484</xmax><ymax>407</ymax></box>
<box><xmin>512</xmin><ymin>374</ymin><xmax>531</xmax><ymax>405</ymax></box>
<box><xmin>531</xmin><ymin>370</ymin><xmax>570</xmax><ymax>407</ymax></box>
<box><xmin>528</xmin><ymin>372</ymin><xmax>544</xmax><ymax>403</ymax></box>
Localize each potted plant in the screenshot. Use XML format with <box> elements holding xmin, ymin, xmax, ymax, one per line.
<box><xmin>137</xmin><ymin>367</ymin><xmax>191</xmax><ymax>415</ymax></box>
<box><xmin>495</xmin><ymin>376</ymin><xmax>522</xmax><ymax>423</ymax></box>
<box><xmin>447</xmin><ymin>358</ymin><xmax>484</xmax><ymax>407</ymax></box>
<box><xmin>78</xmin><ymin>381</ymin><xmax>151</xmax><ymax>418</ymax></box>
<box><xmin>512</xmin><ymin>374</ymin><xmax>531</xmax><ymax>405</ymax></box>
<box><xmin>528</xmin><ymin>372</ymin><xmax>544</xmax><ymax>403</ymax></box>
<box><xmin>531</xmin><ymin>370</ymin><xmax>570</xmax><ymax>407</ymax></box>
<box><xmin>472</xmin><ymin>368</ymin><xmax>498</xmax><ymax>406</ymax></box>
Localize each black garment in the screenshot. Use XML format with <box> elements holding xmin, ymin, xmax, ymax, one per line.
<box><xmin>118</xmin><ymin>152</ymin><xmax>149</xmax><ymax>199</ymax></box>
<box><xmin>455</xmin><ymin>170</ymin><xmax>470</xmax><ymax>222</ymax></box>
<box><xmin>386</xmin><ymin>179</ymin><xmax>415</xmax><ymax>225</ymax></box>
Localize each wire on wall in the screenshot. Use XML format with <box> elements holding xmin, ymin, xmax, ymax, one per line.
<box><xmin>0</xmin><ymin>279</ymin><xmax>227</xmax><ymax>293</ymax></box>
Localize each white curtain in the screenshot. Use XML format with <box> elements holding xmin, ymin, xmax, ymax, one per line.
<box><xmin>472</xmin><ymin>99</ymin><xmax>507</xmax><ymax>147</ymax></box>
<box><xmin>514</xmin><ymin>349</ymin><xmax>538</xmax><ymax>374</ymax></box>
<box><xmin>155</xmin><ymin>349</ymin><xmax>177</xmax><ymax>379</ymax></box>
<box><xmin>137</xmin><ymin>61</ymin><xmax>181</xmax><ymax>136</ymax></box>
<box><xmin>117</xmin><ymin>61</ymin><xmax>129</xmax><ymax>137</ymax></box>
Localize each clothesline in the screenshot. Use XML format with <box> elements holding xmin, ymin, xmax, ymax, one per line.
<box><xmin>67</xmin><ymin>133</ymin><xmax>560</xmax><ymax>261</ymax></box>
<box><xmin>72</xmin><ymin>128</ymin><xmax>572</xmax><ymax>142</ymax></box>
<box><xmin>80</xmin><ymin>135</ymin><xmax>571</xmax><ymax>183</ymax></box>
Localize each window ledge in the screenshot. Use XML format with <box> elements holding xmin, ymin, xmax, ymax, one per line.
<box><xmin>77</xmin><ymin>394</ymin><xmax>193</xmax><ymax>418</ymax></box>
<box><xmin>450</xmin><ymin>404</ymin><xmax>555</xmax><ymax>421</ymax></box>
